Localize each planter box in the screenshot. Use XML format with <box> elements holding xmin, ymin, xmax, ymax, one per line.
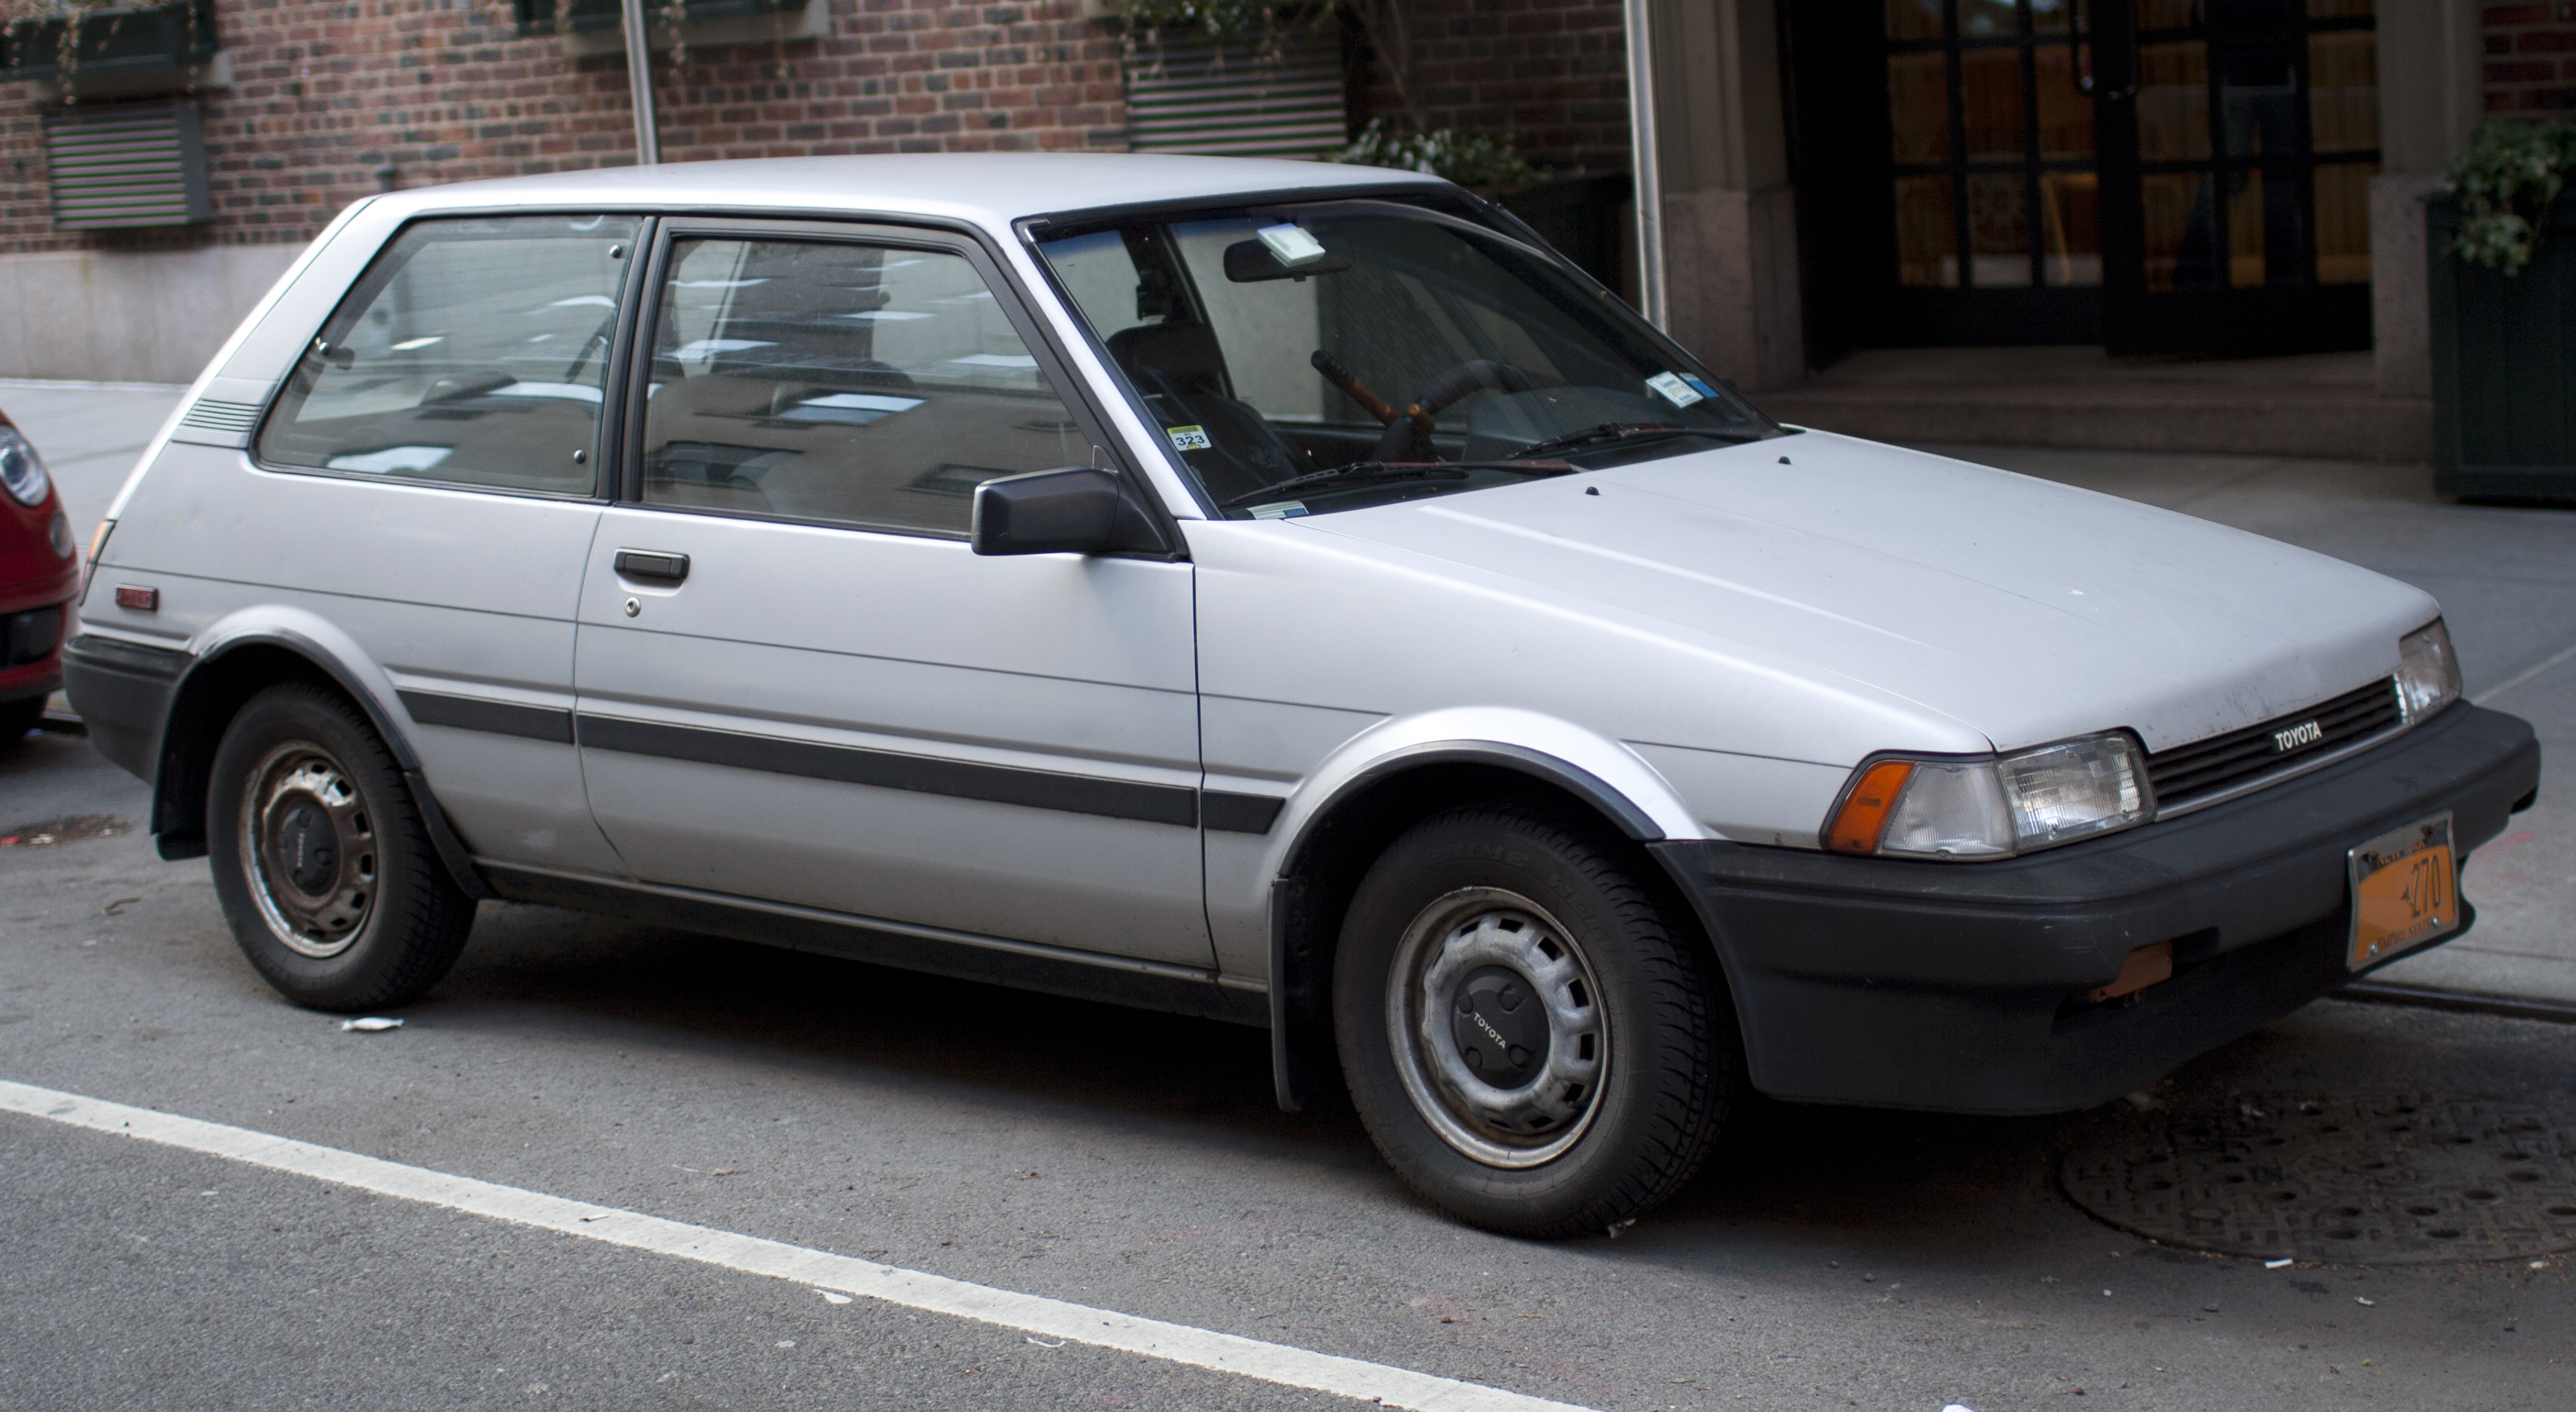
<box><xmin>2429</xmin><ymin>191</ymin><xmax>2576</xmax><ymax>500</ymax></box>
<box><xmin>512</xmin><ymin>0</ymin><xmax>807</xmax><ymax>38</ymax></box>
<box><xmin>0</xmin><ymin>0</ymin><xmax>217</xmax><ymax>84</ymax></box>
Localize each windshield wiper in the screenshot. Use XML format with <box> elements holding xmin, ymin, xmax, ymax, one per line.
<box><xmin>1220</xmin><ymin>459</ymin><xmax>1572</xmax><ymax>509</ymax></box>
<box><xmin>1509</xmin><ymin>422</ymin><xmax>1753</xmax><ymax>460</ymax></box>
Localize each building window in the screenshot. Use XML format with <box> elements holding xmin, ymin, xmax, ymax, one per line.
<box><xmin>41</xmin><ymin>99</ymin><xmax>213</xmax><ymax>231</ymax></box>
<box><xmin>1122</xmin><ymin>30</ymin><xmax>1349</xmax><ymax>159</ymax></box>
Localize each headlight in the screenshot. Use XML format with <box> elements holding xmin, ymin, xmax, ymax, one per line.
<box><xmin>0</xmin><ymin>424</ymin><xmax>49</xmax><ymax>507</ymax></box>
<box><xmin>2395</xmin><ymin>619</ymin><xmax>2461</xmax><ymax>722</ymax></box>
<box><xmin>49</xmin><ymin>510</ymin><xmax>74</xmax><ymax>559</ymax></box>
<box><xmin>1826</xmin><ymin>731</ymin><xmax>2153</xmax><ymax>860</ymax></box>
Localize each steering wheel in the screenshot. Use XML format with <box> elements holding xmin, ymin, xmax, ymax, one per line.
<box><xmin>1368</xmin><ymin>360</ymin><xmax>1537</xmax><ymax>462</ymax></box>
<box><xmin>1309</xmin><ymin>350</ymin><xmax>1538</xmax><ymax>463</ymax></box>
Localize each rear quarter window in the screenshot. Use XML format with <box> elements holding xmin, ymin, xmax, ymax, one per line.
<box><xmin>257</xmin><ymin>214</ymin><xmax>642</xmax><ymax>495</ymax></box>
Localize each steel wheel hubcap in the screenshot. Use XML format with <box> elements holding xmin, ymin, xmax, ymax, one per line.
<box><xmin>243</xmin><ymin>741</ymin><xmax>377</xmax><ymax>959</ymax></box>
<box><xmin>1388</xmin><ymin>887</ymin><xmax>1608</xmax><ymax>1168</ymax></box>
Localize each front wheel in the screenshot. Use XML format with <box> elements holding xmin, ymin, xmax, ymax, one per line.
<box><xmin>207</xmin><ymin>683</ymin><xmax>475</xmax><ymax>1010</ymax></box>
<box><xmin>1333</xmin><ymin>802</ymin><xmax>1739</xmax><ymax>1237</ymax></box>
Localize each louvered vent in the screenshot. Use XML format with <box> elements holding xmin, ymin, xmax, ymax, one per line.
<box><xmin>1123</xmin><ymin>33</ymin><xmax>1348</xmax><ymax>159</ymax></box>
<box><xmin>42</xmin><ymin>99</ymin><xmax>213</xmax><ymax>231</ymax></box>
<box><xmin>180</xmin><ymin>399</ymin><xmax>261</xmax><ymax>433</ymax></box>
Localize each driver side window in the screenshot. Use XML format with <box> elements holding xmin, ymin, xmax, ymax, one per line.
<box><xmin>635</xmin><ymin>237</ymin><xmax>1093</xmax><ymax>537</ymax></box>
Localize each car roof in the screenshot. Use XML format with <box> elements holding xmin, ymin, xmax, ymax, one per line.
<box><xmin>362</xmin><ymin>154</ymin><xmax>1452</xmax><ymax>234</ymax></box>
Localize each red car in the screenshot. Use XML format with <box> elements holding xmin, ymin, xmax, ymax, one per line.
<box><xmin>1</xmin><ymin>408</ymin><xmax>78</xmax><ymax>743</ymax></box>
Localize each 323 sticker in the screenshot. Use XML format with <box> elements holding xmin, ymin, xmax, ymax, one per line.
<box><xmin>1165</xmin><ymin>425</ymin><xmax>1212</xmax><ymax>452</ymax></box>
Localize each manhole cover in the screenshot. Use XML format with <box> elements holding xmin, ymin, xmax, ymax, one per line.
<box><xmin>2063</xmin><ymin>1092</ymin><xmax>2576</xmax><ymax>1264</ymax></box>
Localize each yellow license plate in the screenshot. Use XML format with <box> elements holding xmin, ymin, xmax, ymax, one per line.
<box><xmin>2347</xmin><ymin>813</ymin><xmax>2460</xmax><ymax>971</ymax></box>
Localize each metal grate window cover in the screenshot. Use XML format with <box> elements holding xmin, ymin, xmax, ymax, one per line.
<box><xmin>43</xmin><ymin>99</ymin><xmax>213</xmax><ymax>231</ymax></box>
<box><xmin>1123</xmin><ymin>33</ymin><xmax>1347</xmax><ymax>159</ymax></box>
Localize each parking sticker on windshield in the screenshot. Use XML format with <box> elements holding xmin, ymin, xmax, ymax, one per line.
<box><xmin>1256</xmin><ymin>223</ymin><xmax>1329</xmax><ymax>265</ymax></box>
<box><xmin>1646</xmin><ymin>371</ymin><xmax>1704</xmax><ymax>408</ymax></box>
<box><xmin>1165</xmin><ymin>425</ymin><xmax>1212</xmax><ymax>452</ymax></box>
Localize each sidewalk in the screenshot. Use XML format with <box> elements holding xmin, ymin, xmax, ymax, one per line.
<box><xmin>5</xmin><ymin>380</ymin><xmax>2569</xmax><ymax>1004</ymax></box>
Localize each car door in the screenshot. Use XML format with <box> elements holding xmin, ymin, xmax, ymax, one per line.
<box><xmin>569</xmin><ymin>219</ymin><xmax>1212</xmax><ymax>967</ymax></box>
<box><xmin>244</xmin><ymin>212</ymin><xmax>645</xmax><ymax>876</ymax></box>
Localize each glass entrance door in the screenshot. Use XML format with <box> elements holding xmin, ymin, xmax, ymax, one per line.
<box><xmin>2093</xmin><ymin>0</ymin><xmax>2380</xmax><ymax>353</ymax></box>
<box><xmin>1785</xmin><ymin>0</ymin><xmax>2379</xmax><ymax>358</ymax></box>
<box><xmin>1885</xmin><ymin>1</ymin><xmax>2102</xmax><ymax>310</ymax></box>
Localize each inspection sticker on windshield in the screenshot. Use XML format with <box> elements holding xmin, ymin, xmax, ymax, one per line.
<box><xmin>1165</xmin><ymin>424</ymin><xmax>1212</xmax><ymax>452</ymax></box>
<box><xmin>2347</xmin><ymin>812</ymin><xmax>2459</xmax><ymax>970</ymax></box>
<box><xmin>1646</xmin><ymin>371</ymin><xmax>1704</xmax><ymax>408</ymax></box>
<box><xmin>1256</xmin><ymin>223</ymin><xmax>1329</xmax><ymax>265</ymax></box>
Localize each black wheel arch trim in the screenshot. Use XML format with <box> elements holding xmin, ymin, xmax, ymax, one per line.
<box><xmin>1264</xmin><ymin>739</ymin><xmax>1667</xmax><ymax>1112</ymax></box>
<box><xmin>116</xmin><ymin>629</ymin><xmax>493</xmax><ymax>899</ymax></box>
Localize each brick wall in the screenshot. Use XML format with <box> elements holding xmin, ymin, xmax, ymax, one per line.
<box><xmin>1</xmin><ymin>0</ymin><xmax>1638</xmax><ymax>259</ymax></box>
<box><xmin>1357</xmin><ymin>0</ymin><xmax>1630</xmax><ymax>175</ymax></box>
<box><xmin>2486</xmin><ymin>2</ymin><xmax>2576</xmax><ymax>113</ymax></box>
<box><xmin>0</xmin><ymin>0</ymin><xmax>1134</xmax><ymax>254</ymax></box>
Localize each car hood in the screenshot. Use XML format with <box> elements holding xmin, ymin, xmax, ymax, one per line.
<box><xmin>1300</xmin><ymin>433</ymin><xmax>2438</xmax><ymax>755</ymax></box>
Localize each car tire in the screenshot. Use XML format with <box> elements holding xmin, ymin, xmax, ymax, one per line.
<box><xmin>1332</xmin><ymin>802</ymin><xmax>1739</xmax><ymax>1237</ymax></box>
<box><xmin>0</xmin><ymin>693</ymin><xmax>43</xmax><ymax>748</ymax></box>
<box><xmin>207</xmin><ymin>683</ymin><xmax>474</xmax><ymax>1010</ymax></box>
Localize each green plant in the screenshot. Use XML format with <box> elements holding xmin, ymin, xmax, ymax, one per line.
<box><xmin>2445</xmin><ymin>118</ymin><xmax>2576</xmax><ymax>275</ymax></box>
<box><xmin>1323</xmin><ymin>119</ymin><xmax>1539</xmax><ymax>189</ymax></box>
<box><xmin>1108</xmin><ymin>0</ymin><xmax>1425</xmax><ymax>127</ymax></box>
<box><xmin>1111</xmin><ymin>0</ymin><xmax>1323</xmax><ymax>43</ymax></box>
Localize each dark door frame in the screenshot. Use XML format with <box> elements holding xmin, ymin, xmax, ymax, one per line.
<box><xmin>1783</xmin><ymin>0</ymin><xmax>2379</xmax><ymax>363</ymax></box>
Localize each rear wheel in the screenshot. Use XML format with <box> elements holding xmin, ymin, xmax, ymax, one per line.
<box><xmin>207</xmin><ymin>683</ymin><xmax>474</xmax><ymax>1010</ymax></box>
<box><xmin>1332</xmin><ymin>802</ymin><xmax>1740</xmax><ymax>1237</ymax></box>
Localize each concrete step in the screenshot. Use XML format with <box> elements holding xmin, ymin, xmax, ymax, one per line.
<box><xmin>1748</xmin><ymin>346</ymin><xmax>2433</xmax><ymax>463</ymax></box>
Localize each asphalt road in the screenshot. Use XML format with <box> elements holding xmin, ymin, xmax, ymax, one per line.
<box><xmin>4</xmin><ymin>730</ymin><xmax>2572</xmax><ymax>1410</ymax></box>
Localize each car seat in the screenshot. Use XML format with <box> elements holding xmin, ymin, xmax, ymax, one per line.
<box><xmin>1106</xmin><ymin>323</ymin><xmax>1304</xmax><ymax>505</ymax></box>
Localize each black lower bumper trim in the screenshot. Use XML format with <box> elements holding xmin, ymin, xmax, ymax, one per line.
<box><xmin>59</xmin><ymin>634</ymin><xmax>187</xmax><ymax>783</ymax></box>
<box><xmin>1651</xmin><ymin>702</ymin><xmax>2542</xmax><ymax>1115</ymax></box>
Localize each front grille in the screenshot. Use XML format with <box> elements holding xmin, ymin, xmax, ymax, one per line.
<box><xmin>2148</xmin><ymin>678</ymin><xmax>2404</xmax><ymax>810</ymax></box>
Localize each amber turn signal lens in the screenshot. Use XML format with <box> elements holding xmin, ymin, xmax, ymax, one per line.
<box><xmin>1826</xmin><ymin>760</ymin><xmax>1916</xmax><ymax>855</ymax></box>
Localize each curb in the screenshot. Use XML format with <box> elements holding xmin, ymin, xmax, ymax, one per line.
<box><xmin>2330</xmin><ymin>979</ymin><xmax>2576</xmax><ymax>1026</ymax></box>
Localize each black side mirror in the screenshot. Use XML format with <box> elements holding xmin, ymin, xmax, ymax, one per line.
<box><xmin>971</xmin><ymin>467</ymin><xmax>1167</xmax><ymax>557</ymax></box>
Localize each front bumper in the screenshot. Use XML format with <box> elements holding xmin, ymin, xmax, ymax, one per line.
<box><xmin>1651</xmin><ymin>702</ymin><xmax>2540</xmax><ymax>1116</ymax></box>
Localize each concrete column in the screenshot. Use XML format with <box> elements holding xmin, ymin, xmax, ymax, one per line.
<box><xmin>2372</xmin><ymin>0</ymin><xmax>2485</xmax><ymax>399</ymax></box>
<box><xmin>1642</xmin><ymin>0</ymin><xmax>1804</xmax><ymax>391</ymax></box>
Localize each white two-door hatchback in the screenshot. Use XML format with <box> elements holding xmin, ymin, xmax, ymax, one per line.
<box><xmin>66</xmin><ymin>156</ymin><xmax>2540</xmax><ymax>1236</ymax></box>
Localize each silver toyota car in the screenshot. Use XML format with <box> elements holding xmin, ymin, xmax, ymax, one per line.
<box><xmin>65</xmin><ymin>156</ymin><xmax>2540</xmax><ymax>1236</ymax></box>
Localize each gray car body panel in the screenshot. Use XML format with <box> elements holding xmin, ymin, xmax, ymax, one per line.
<box><xmin>84</xmin><ymin>153</ymin><xmax>2460</xmax><ymax>1020</ymax></box>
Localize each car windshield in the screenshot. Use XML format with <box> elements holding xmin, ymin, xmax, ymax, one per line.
<box><xmin>1031</xmin><ymin>196</ymin><xmax>1780</xmax><ymax>518</ymax></box>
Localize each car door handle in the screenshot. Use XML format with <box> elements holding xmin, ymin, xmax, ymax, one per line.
<box><xmin>613</xmin><ymin>550</ymin><xmax>690</xmax><ymax>585</ymax></box>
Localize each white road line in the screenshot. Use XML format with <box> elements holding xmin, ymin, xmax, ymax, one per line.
<box><xmin>2475</xmin><ymin>638</ymin><xmax>2576</xmax><ymax>708</ymax></box>
<box><xmin>0</xmin><ymin>1079</ymin><xmax>1594</xmax><ymax>1412</ymax></box>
